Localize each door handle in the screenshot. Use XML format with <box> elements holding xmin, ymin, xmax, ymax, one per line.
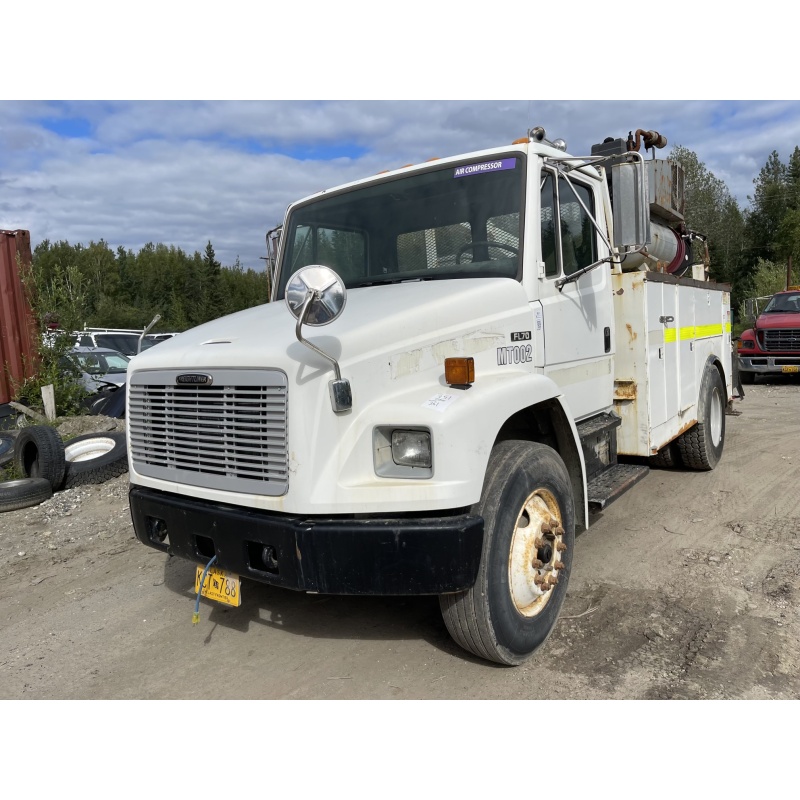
<box><xmin>659</xmin><ymin>315</ymin><xmax>674</xmax><ymax>324</ymax></box>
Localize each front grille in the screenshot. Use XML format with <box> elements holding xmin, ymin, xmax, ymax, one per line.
<box><xmin>763</xmin><ymin>328</ymin><xmax>800</xmax><ymax>351</ymax></box>
<box><xmin>129</xmin><ymin>369</ymin><xmax>288</xmax><ymax>495</ymax></box>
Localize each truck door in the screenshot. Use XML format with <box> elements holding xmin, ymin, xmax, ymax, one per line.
<box><xmin>536</xmin><ymin>164</ymin><xmax>614</xmax><ymax>420</ymax></box>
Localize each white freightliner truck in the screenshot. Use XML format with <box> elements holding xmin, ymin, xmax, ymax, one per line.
<box><xmin>127</xmin><ymin>126</ymin><xmax>733</xmax><ymax>665</ymax></box>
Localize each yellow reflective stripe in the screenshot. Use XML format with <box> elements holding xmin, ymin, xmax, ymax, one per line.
<box><xmin>695</xmin><ymin>323</ymin><xmax>723</xmax><ymax>338</ymax></box>
<box><xmin>661</xmin><ymin>322</ymin><xmax>729</xmax><ymax>343</ymax></box>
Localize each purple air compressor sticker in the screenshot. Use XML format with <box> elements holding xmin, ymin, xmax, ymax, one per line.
<box><xmin>454</xmin><ymin>158</ymin><xmax>516</xmax><ymax>178</ymax></box>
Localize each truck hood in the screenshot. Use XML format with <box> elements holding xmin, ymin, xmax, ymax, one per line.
<box><xmin>129</xmin><ymin>277</ymin><xmax>530</xmax><ymax>377</ymax></box>
<box><xmin>756</xmin><ymin>312</ymin><xmax>800</xmax><ymax>328</ymax></box>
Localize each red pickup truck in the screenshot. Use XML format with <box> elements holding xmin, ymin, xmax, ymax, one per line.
<box><xmin>738</xmin><ymin>288</ymin><xmax>800</xmax><ymax>383</ymax></box>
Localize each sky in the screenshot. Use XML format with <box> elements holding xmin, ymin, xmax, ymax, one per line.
<box><xmin>1</xmin><ymin>3</ymin><xmax>796</xmax><ymax>273</ymax></box>
<box><xmin>4</xmin><ymin>99</ymin><xmax>800</xmax><ymax>270</ymax></box>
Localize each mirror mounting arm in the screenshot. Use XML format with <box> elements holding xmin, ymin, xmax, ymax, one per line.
<box><xmin>295</xmin><ymin>290</ymin><xmax>343</xmax><ymax>381</ymax></box>
<box><xmin>555</xmin><ymin>256</ymin><xmax>615</xmax><ymax>291</ymax></box>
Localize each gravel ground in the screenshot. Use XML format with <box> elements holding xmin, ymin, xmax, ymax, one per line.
<box><xmin>0</xmin><ymin>382</ymin><xmax>798</xmax><ymax>699</ymax></box>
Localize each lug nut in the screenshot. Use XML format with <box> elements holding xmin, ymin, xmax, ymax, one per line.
<box><xmin>534</xmin><ymin>537</ymin><xmax>545</xmax><ymax>548</ymax></box>
<box><xmin>531</xmin><ymin>558</ymin><xmax>544</xmax><ymax>569</ymax></box>
<box><xmin>549</xmin><ymin>517</ymin><xmax>559</xmax><ymax>528</ymax></box>
<box><xmin>556</xmin><ymin>542</ymin><xmax>567</xmax><ymax>552</ymax></box>
<box><xmin>555</xmin><ymin>526</ymin><xmax>565</xmax><ymax>536</ymax></box>
<box><xmin>554</xmin><ymin>561</ymin><xmax>566</xmax><ymax>571</ymax></box>
<box><xmin>540</xmin><ymin>524</ymin><xmax>552</xmax><ymax>535</ymax></box>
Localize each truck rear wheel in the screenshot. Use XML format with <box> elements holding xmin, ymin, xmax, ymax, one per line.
<box><xmin>677</xmin><ymin>363</ymin><xmax>725</xmax><ymax>470</ymax></box>
<box><xmin>440</xmin><ymin>440</ymin><xmax>575</xmax><ymax>665</ymax></box>
<box><xmin>649</xmin><ymin>441</ymin><xmax>682</xmax><ymax>469</ymax></box>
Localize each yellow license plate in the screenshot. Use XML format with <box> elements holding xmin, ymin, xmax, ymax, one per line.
<box><xmin>781</xmin><ymin>365</ymin><xmax>799</xmax><ymax>373</ymax></box>
<box><xmin>195</xmin><ymin>565</ymin><xmax>241</xmax><ymax>607</ymax></box>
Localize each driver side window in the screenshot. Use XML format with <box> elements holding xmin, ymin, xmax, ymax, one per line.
<box><xmin>540</xmin><ymin>170</ymin><xmax>597</xmax><ymax>277</ymax></box>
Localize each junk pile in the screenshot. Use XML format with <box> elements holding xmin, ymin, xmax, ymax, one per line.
<box><xmin>0</xmin><ymin>420</ymin><xmax>128</xmax><ymax>513</ymax></box>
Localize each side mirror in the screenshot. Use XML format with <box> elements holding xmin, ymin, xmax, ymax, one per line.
<box><xmin>611</xmin><ymin>155</ymin><xmax>650</xmax><ymax>250</ymax></box>
<box><xmin>285</xmin><ymin>266</ymin><xmax>351</xmax><ymax>413</ymax></box>
<box><xmin>285</xmin><ymin>265</ymin><xmax>346</xmax><ymax>325</ymax></box>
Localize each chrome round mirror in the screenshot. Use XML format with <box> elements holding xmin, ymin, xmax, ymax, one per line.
<box><xmin>285</xmin><ymin>265</ymin><xmax>346</xmax><ymax>326</ymax></box>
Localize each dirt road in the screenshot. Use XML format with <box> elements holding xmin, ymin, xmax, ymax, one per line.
<box><xmin>1</xmin><ymin>380</ymin><xmax>798</xmax><ymax>699</ymax></box>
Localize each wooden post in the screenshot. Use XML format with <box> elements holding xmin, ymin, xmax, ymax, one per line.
<box><xmin>41</xmin><ymin>384</ymin><xmax>56</xmax><ymax>421</ymax></box>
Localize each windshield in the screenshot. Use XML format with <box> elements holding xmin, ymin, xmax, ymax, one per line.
<box><xmin>763</xmin><ymin>292</ymin><xmax>800</xmax><ymax>313</ymax></box>
<box><xmin>276</xmin><ymin>154</ymin><xmax>525</xmax><ymax>298</ymax></box>
<box><xmin>95</xmin><ymin>334</ymin><xmax>155</xmax><ymax>354</ymax></box>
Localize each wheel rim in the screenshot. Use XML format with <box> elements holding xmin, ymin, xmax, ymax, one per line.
<box><xmin>508</xmin><ymin>488</ymin><xmax>565</xmax><ymax>617</ymax></box>
<box><xmin>65</xmin><ymin>437</ymin><xmax>117</xmax><ymax>463</ymax></box>
<box><xmin>709</xmin><ymin>384</ymin><xmax>723</xmax><ymax>446</ymax></box>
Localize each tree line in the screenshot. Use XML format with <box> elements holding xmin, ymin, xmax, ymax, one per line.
<box><xmin>28</xmin><ymin>142</ymin><xmax>800</xmax><ymax>336</ymax></box>
<box><xmin>31</xmin><ymin>239</ymin><xmax>269</xmax><ymax>334</ymax></box>
<box><xmin>674</xmin><ymin>144</ymin><xmax>799</xmax><ymax>312</ymax></box>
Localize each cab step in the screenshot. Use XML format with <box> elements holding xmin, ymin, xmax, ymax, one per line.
<box><xmin>587</xmin><ymin>463</ymin><xmax>650</xmax><ymax>512</ymax></box>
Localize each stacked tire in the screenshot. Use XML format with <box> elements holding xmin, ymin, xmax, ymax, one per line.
<box><xmin>0</xmin><ymin>426</ymin><xmax>128</xmax><ymax>513</ymax></box>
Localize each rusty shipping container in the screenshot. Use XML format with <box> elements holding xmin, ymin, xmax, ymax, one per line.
<box><xmin>0</xmin><ymin>230</ymin><xmax>38</xmax><ymax>407</ymax></box>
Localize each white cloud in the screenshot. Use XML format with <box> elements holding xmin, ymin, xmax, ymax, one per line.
<box><xmin>3</xmin><ymin>101</ymin><xmax>800</xmax><ymax>269</ymax></box>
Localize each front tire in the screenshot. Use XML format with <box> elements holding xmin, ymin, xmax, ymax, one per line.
<box><xmin>440</xmin><ymin>440</ymin><xmax>575</xmax><ymax>665</ymax></box>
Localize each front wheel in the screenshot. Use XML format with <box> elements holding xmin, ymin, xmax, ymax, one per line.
<box><xmin>440</xmin><ymin>440</ymin><xmax>575</xmax><ymax>665</ymax></box>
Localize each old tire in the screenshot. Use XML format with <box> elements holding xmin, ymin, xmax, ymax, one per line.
<box><xmin>440</xmin><ymin>440</ymin><xmax>575</xmax><ymax>666</ymax></box>
<box><xmin>62</xmin><ymin>432</ymin><xmax>128</xmax><ymax>489</ymax></box>
<box><xmin>677</xmin><ymin>363</ymin><xmax>726</xmax><ymax>471</ymax></box>
<box><xmin>740</xmin><ymin>371</ymin><xmax>755</xmax><ymax>385</ymax></box>
<box><xmin>0</xmin><ymin>477</ymin><xmax>53</xmax><ymax>512</ymax></box>
<box><xmin>0</xmin><ymin>433</ymin><xmax>15</xmax><ymax>468</ymax></box>
<box><xmin>13</xmin><ymin>425</ymin><xmax>66</xmax><ymax>491</ymax></box>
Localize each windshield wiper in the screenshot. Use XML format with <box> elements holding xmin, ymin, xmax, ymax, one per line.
<box><xmin>350</xmin><ymin>278</ymin><xmax>400</xmax><ymax>288</ymax></box>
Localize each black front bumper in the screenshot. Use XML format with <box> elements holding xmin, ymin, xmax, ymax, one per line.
<box><xmin>130</xmin><ymin>486</ymin><xmax>484</xmax><ymax>595</ymax></box>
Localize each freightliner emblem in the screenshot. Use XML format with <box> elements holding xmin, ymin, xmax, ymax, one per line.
<box><xmin>176</xmin><ymin>373</ymin><xmax>213</xmax><ymax>386</ymax></box>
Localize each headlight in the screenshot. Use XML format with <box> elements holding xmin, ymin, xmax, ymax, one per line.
<box><xmin>391</xmin><ymin>430</ymin><xmax>432</xmax><ymax>468</ymax></box>
<box><xmin>373</xmin><ymin>426</ymin><xmax>433</xmax><ymax>479</ymax></box>
<box><xmin>738</xmin><ymin>339</ymin><xmax>755</xmax><ymax>350</ymax></box>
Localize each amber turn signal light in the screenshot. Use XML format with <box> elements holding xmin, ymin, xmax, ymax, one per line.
<box><xmin>444</xmin><ymin>357</ymin><xmax>475</xmax><ymax>386</ymax></box>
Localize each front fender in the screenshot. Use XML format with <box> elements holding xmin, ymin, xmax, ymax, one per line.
<box><xmin>324</xmin><ymin>370</ymin><xmax>586</xmax><ymax>518</ymax></box>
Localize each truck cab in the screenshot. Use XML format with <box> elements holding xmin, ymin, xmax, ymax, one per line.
<box><xmin>738</xmin><ymin>287</ymin><xmax>800</xmax><ymax>381</ymax></box>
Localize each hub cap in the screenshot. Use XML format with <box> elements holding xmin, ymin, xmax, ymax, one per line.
<box><xmin>709</xmin><ymin>384</ymin><xmax>723</xmax><ymax>446</ymax></box>
<box><xmin>508</xmin><ymin>488</ymin><xmax>566</xmax><ymax>617</ymax></box>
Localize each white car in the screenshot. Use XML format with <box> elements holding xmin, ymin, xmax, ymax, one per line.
<box><xmin>62</xmin><ymin>347</ymin><xmax>131</xmax><ymax>393</ymax></box>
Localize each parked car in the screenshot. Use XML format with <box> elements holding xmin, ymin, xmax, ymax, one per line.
<box><xmin>61</xmin><ymin>347</ymin><xmax>131</xmax><ymax>393</ymax></box>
